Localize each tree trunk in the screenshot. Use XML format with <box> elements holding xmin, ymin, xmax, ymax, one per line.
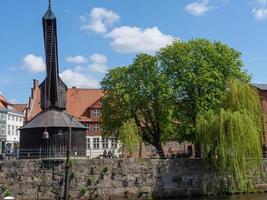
<box><xmin>195</xmin><ymin>142</ymin><xmax>201</xmax><ymax>158</ymax></box>
<box><xmin>155</xmin><ymin>143</ymin><xmax>165</xmax><ymax>159</ymax></box>
<box><xmin>139</xmin><ymin>143</ymin><xmax>142</xmax><ymax>158</ymax></box>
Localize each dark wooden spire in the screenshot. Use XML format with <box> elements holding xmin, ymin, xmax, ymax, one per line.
<box><xmin>40</xmin><ymin>1</ymin><xmax>67</xmax><ymax>110</ymax></box>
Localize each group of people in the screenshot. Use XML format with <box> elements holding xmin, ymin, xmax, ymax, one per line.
<box><xmin>102</xmin><ymin>148</ymin><xmax>116</xmax><ymax>158</ymax></box>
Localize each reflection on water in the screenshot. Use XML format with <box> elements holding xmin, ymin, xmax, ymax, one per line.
<box><xmin>166</xmin><ymin>193</ymin><xmax>267</xmax><ymax>200</ymax></box>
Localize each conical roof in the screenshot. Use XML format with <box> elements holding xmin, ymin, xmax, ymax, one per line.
<box><xmin>20</xmin><ymin>110</ymin><xmax>86</xmax><ymax>130</ymax></box>
<box><xmin>43</xmin><ymin>4</ymin><xmax>55</xmax><ymax>19</ymax></box>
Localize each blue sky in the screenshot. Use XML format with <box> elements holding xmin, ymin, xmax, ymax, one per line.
<box><xmin>0</xmin><ymin>0</ymin><xmax>267</xmax><ymax>103</ymax></box>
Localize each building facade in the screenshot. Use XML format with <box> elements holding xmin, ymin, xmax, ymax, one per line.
<box><xmin>0</xmin><ymin>96</ymin><xmax>25</xmax><ymax>157</ymax></box>
<box><xmin>25</xmin><ymin>82</ymin><xmax>122</xmax><ymax>158</ymax></box>
<box><xmin>0</xmin><ymin>108</ymin><xmax>7</xmax><ymax>156</ymax></box>
<box><xmin>254</xmin><ymin>84</ymin><xmax>267</xmax><ymax>158</ymax></box>
<box><xmin>6</xmin><ymin>109</ymin><xmax>24</xmax><ymax>152</ymax></box>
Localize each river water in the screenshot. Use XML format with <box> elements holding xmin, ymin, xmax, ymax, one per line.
<box><xmin>181</xmin><ymin>193</ymin><xmax>267</xmax><ymax>199</ymax></box>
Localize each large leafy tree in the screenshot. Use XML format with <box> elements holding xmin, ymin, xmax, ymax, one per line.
<box><xmin>101</xmin><ymin>54</ymin><xmax>176</xmax><ymax>157</ymax></box>
<box><xmin>196</xmin><ymin>79</ymin><xmax>263</xmax><ymax>192</ymax></box>
<box><xmin>102</xmin><ymin>39</ymin><xmax>251</xmax><ymax>158</ymax></box>
<box><xmin>158</xmin><ymin>39</ymin><xmax>250</xmax><ymax>141</ymax></box>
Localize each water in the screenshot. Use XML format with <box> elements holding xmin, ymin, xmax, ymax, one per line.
<box><xmin>178</xmin><ymin>193</ymin><xmax>267</xmax><ymax>200</ymax></box>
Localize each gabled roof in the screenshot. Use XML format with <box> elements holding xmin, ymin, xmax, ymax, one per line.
<box><xmin>253</xmin><ymin>84</ymin><xmax>267</xmax><ymax>91</ymax></box>
<box><xmin>0</xmin><ymin>95</ymin><xmax>13</xmax><ymax>109</ymax></box>
<box><xmin>66</xmin><ymin>88</ymin><xmax>104</xmax><ymax>119</ymax></box>
<box><xmin>13</xmin><ymin>104</ymin><xmax>27</xmax><ymax>113</ymax></box>
<box><xmin>26</xmin><ymin>85</ymin><xmax>104</xmax><ymax>121</ymax></box>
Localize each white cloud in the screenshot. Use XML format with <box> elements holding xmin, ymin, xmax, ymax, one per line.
<box><xmin>66</xmin><ymin>55</ymin><xmax>87</xmax><ymax>64</ymax></box>
<box><xmin>185</xmin><ymin>0</ymin><xmax>213</xmax><ymax>16</ymax></box>
<box><xmin>60</xmin><ymin>69</ymin><xmax>99</xmax><ymax>88</ymax></box>
<box><xmin>81</xmin><ymin>8</ymin><xmax>120</xmax><ymax>34</ymax></box>
<box><xmin>73</xmin><ymin>65</ymin><xmax>87</xmax><ymax>72</ymax></box>
<box><xmin>88</xmin><ymin>53</ymin><xmax>108</xmax><ymax>73</ymax></box>
<box><xmin>253</xmin><ymin>8</ymin><xmax>267</xmax><ymax>20</ymax></box>
<box><xmin>22</xmin><ymin>54</ymin><xmax>46</xmax><ymax>73</ymax></box>
<box><xmin>252</xmin><ymin>0</ymin><xmax>267</xmax><ymax>20</ymax></box>
<box><xmin>106</xmin><ymin>26</ymin><xmax>177</xmax><ymax>54</ymax></box>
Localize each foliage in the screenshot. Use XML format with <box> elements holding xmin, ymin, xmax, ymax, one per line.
<box><xmin>118</xmin><ymin>119</ymin><xmax>141</xmax><ymax>157</ymax></box>
<box><xmin>0</xmin><ymin>185</ymin><xmax>12</xmax><ymax>197</ymax></box>
<box><xmin>101</xmin><ymin>39</ymin><xmax>251</xmax><ymax>156</ymax></box>
<box><xmin>158</xmin><ymin>39</ymin><xmax>250</xmax><ymax>141</ymax></box>
<box><xmin>101</xmin><ymin>54</ymin><xmax>176</xmax><ymax>157</ymax></box>
<box><xmin>196</xmin><ymin>79</ymin><xmax>263</xmax><ymax>192</ymax></box>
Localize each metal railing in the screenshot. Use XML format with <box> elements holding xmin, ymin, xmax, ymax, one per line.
<box><xmin>0</xmin><ymin>149</ymin><xmax>86</xmax><ymax>160</ymax></box>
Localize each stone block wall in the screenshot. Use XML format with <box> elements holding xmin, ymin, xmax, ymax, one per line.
<box><xmin>0</xmin><ymin>159</ymin><xmax>265</xmax><ymax>200</ymax></box>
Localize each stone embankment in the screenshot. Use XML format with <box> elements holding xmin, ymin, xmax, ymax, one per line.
<box><xmin>0</xmin><ymin>159</ymin><xmax>266</xmax><ymax>200</ymax></box>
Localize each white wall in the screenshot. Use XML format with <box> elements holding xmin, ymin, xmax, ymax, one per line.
<box><xmin>86</xmin><ymin>136</ymin><xmax>122</xmax><ymax>158</ymax></box>
<box><xmin>6</xmin><ymin>111</ymin><xmax>24</xmax><ymax>150</ymax></box>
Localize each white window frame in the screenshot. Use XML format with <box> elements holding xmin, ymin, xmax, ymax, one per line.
<box><xmin>111</xmin><ymin>138</ymin><xmax>117</xmax><ymax>149</ymax></box>
<box><xmin>93</xmin><ymin>109</ymin><xmax>100</xmax><ymax>117</ymax></box>
<box><xmin>93</xmin><ymin>138</ymin><xmax>100</xmax><ymax>149</ymax></box>
<box><xmin>93</xmin><ymin>123</ymin><xmax>99</xmax><ymax>132</ymax></box>
<box><xmin>102</xmin><ymin>138</ymin><xmax>109</xmax><ymax>149</ymax></box>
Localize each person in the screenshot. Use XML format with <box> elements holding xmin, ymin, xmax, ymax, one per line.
<box><xmin>103</xmin><ymin>149</ymin><xmax>107</xmax><ymax>158</ymax></box>
<box><xmin>108</xmin><ymin>149</ymin><xmax>112</xmax><ymax>158</ymax></box>
<box><xmin>112</xmin><ymin>148</ymin><xmax>116</xmax><ymax>158</ymax></box>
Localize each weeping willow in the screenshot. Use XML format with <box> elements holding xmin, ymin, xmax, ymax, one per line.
<box><xmin>196</xmin><ymin>79</ymin><xmax>263</xmax><ymax>193</ymax></box>
<box><xmin>118</xmin><ymin>119</ymin><xmax>141</xmax><ymax>157</ymax></box>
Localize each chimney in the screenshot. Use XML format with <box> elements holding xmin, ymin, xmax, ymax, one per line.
<box><xmin>33</xmin><ymin>79</ymin><xmax>39</xmax><ymax>88</ymax></box>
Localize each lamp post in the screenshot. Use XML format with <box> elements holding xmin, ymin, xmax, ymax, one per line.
<box><xmin>63</xmin><ymin>115</ymin><xmax>72</xmax><ymax>200</ymax></box>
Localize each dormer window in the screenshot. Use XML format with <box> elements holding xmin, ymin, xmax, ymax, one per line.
<box><xmin>93</xmin><ymin>109</ymin><xmax>100</xmax><ymax>117</ymax></box>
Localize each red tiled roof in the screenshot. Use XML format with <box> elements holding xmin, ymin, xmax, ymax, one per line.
<box><xmin>26</xmin><ymin>84</ymin><xmax>104</xmax><ymax>121</ymax></box>
<box><xmin>0</xmin><ymin>95</ymin><xmax>13</xmax><ymax>109</ymax></box>
<box><xmin>13</xmin><ymin>104</ymin><xmax>27</xmax><ymax>113</ymax></box>
<box><xmin>67</xmin><ymin>88</ymin><xmax>104</xmax><ymax>119</ymax></box>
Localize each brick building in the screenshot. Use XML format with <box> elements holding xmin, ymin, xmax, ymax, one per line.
<box><xmin>254</xmin><ymin>84</ymin><xmax>267</xmax><ymax>158</ymax></box>
<box><xmin>25</xmin><ymin>80</ymin><xmax>121</xmax><ymax>158</ymax></box>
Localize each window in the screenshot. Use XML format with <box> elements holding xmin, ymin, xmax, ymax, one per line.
<box><xmin>102</xmin><ymin>138</ymin><xmax>109</xmax><ymax>149</ymax></box>
<box><xmin>8</xmin><ymin>125</ymin><xmax>11</xmax><ymax>135</ymax></box>
<box><xmin>8</xmin><ymin>115</ymin><xmax>10</xmax><ymax>120</ymax></box>
<box><xmin>93</xmin><ymin>124</ymin><xmax>99</xmax><ymax>132</ymax></box>
<box><xmin>85</xmin><ymin>123</ymin><xmax>90</xmax><ymax>130</ymax></box>
<box><xmin>16</xmin><ymin>126</ymin><xmax>19</xmax><ymax>136</ymax></box>
<box><xmin>2</xmin><ymin>114</ymin><xmax>6</xmax><ymax>122</ymax></box>
<box><xmin>12</xmin><ymin>115</ymin><xmax>14</xmax><ymax>121</ymax></box>
<box><xmin>111</xmin><ymin>138</ymin><xmax>117</xmax><ymax>149</ymax></box>
<box><xmin>12</xmin><ymin>125</ymin><xmax>15</xmax><ymax>135</ymax></box>
<box><xmin>93</xmin><ymin>109</ymin><xmax>100</xmax><ymax>117</ymax></box>
<box><xmin>87</xmin><ymin>138</ymin><xmax>91</xmax><ymax>149</ymax></box>
<box><xmin>93</xmin><ymin>138</ymin><xmax>100</xmax><ymax>149</ymax></box>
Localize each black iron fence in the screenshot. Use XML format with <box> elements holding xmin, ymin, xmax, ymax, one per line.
<box><xmin>1</xmin><ymin>149</ymin><xmax>86</xmax><ymax>160</ymax></box>
<box><xmin>0</xmin><ymin>144</ymin><xmax>193</xmax><ymax>160</ymax></box>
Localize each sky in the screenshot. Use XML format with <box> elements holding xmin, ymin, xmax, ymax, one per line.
<box><xmin>0</xmin><ymin>0</ymin><xmax>267</xmax><ymax>103</ymax></box>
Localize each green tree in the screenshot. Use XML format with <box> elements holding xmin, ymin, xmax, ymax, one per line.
<box><xmin>118</xmin><ymin>119</ymin><xmax>141</xmax><ymax>157</ymax></box>
<box><xmin>101</xmin><ymin>54</ymin><xmax>176</xmax><ymax>158</ymax></box>
<box><xmin>158</xmin><ymin>39</ymin><xmax>250</xmax><ymax>141</ymax></box>
<box><xmin>196</xmin><ymin>79</ymin><xmax>263</xmax><ymax>192</ymax></box>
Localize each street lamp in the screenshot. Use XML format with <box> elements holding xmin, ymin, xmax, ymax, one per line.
<box><xmin>63</xmin><ymin>114</ymin><xmax>72</xmax><ymax>200</ymax></box>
